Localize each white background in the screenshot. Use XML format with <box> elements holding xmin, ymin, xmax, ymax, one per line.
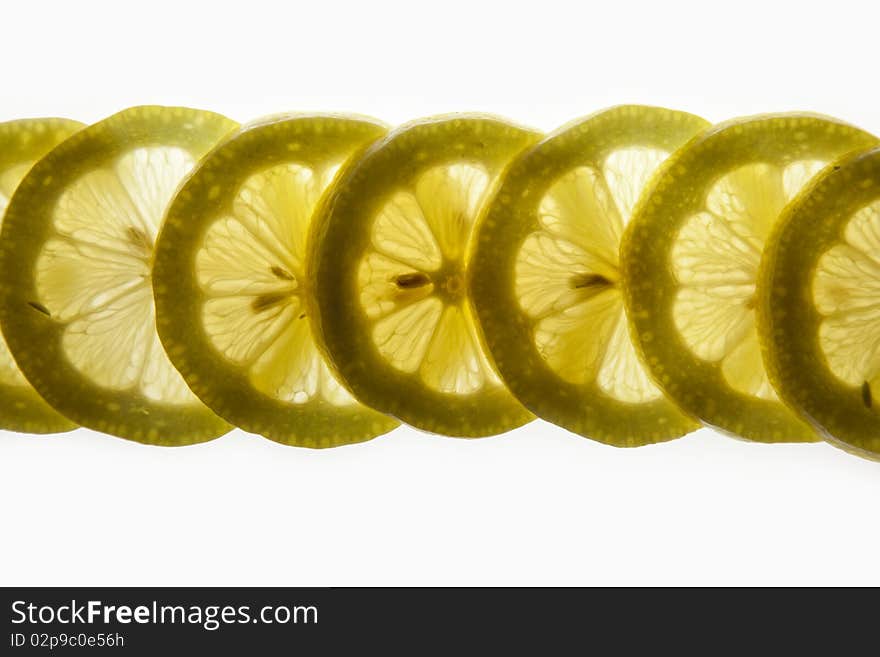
<box><xmin>2</xmin><ymin>0</ymin><xmax>879</xmax><ymax>586</ymax></box>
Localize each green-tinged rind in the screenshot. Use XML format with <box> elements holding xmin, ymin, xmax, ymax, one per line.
<box><xmin>621</xmin><ymin>113</ymin><xmax>878</xmax><ymax>443</ymax></box>
<box><xmin>153</xmin><ymin>114</ymin><xmax>399</xmax><ymax>447</ymax></box>
<box><xmin>471</xmin><ymin>105</ymin><xmax>706</xmax><ymax>446</ymax></box>
<box><xmin>757</xmin><ymin>146</ymin><xmax>880</xmax><ymax>458</ymax></box>
<box><xmin>0</xmin><ymin>118</ymin><xmax>84</xmax><ymax>433</ymax></box>
<box><xmin>310</xmin><ymin>114</ymin><xmax>540</xmax><ymax>437</ymax></box>
<box><xmin>0</xmin><ymin>106</ymin><xmax>237</xmax><ymax>445</ymax></box>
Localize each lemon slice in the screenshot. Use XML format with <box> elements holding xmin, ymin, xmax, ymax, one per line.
<box><xmin>310</xmin><ymin>115</ymin><xmax>540</xmax><ymax>436</ymax></box>
<box><xmin>471</xmin><ymin>106</ymin><xmax>707</xmax><ymax>446</ymax></box>
<box><xmin>621</xmin><ymin>113</ymin><xmax>877</xmax><ymax>442</ymax></box>
<box><xmin>0</xmin><ymin>118</ymin><xmax>84</xmax><ymax>433</ymax></box>
<box><xmin>153</xmin><ymin>114</ymin><xmax>399</xmax><ymax>447</ymax></box>
<box><xmin>758</xmin><ymin>146</ymin><xmax>880</xmax><ymax>458</ymax></box>
<box><xmin>0</xmin><ymin>106</ymin><xmax>236</xmax><ymax>445</ymax></box>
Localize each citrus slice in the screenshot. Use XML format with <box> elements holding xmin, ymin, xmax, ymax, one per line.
<box><xmin>758</xmin><ymin>146</ymin><xmax>880</xmax><ymax>458</ymax></box>
<box><xmin>153</xmin><ymin>114</ymin><xmax>399</xmax><ymax>447</ymax></box>
<box><xmin>0</xmin><ymin>118</ymin><xmax>84</xmax><ymax>433</ymax></box>
<box><xmin>470</xmin><ymin>106</ymin><xmax>708</xmax><ymax>446</ymax></box>
<box><xmin>0</xmin><ymin>106</ymin><xmax>237</xmax><ymax>445</ymax></box>
<box><xmin>310</xmin><ymin>115</ymin><xmax>540</xmax><ymax>436</ymax></box>
<box><xmin>621</xmin><ymin>113</ymin><xmax>877</xmax><ymax>442</ymax></box>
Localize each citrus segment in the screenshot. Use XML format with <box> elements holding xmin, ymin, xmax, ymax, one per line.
<box><xmin>153</xmin><ymin>115</ymin><xmax>398</xmax><ymax>447</ymax></box>
<box><xmin>0</xmin><ymin>106</ymin><xmax>236</xmax><ymax>444</ymax></box>
<box><xmin>471</xmin><ymin>106</ymin><xmax>707</xmax><ymax>445</ymax></box>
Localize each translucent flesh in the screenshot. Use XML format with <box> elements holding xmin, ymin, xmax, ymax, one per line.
<box><xmin>0</xmin><ymin>164</ymin><xmax>35</xmax><ymax>386</ymax></box>
<box><xmin>0</xmin><ymin>164</ymin><xmax>31</xmax><ymax>209</ymax></box>
<box><xmin>672</xmin><ymin>160</ymin><xmax>825</xmax><ymax>399</ymax></box>
<box><xmin>813</xmin><ymin>199</ymin><xmax>880</xmax><ymax>395</ymax></box>
<box><xmin>196</xmin><ymin>162</ymin><xmax>355</xmax><ymax>406</ymax></box>
<box><xmin>358</xmin><ymin>162</ymin><xmax>501</xmax><ymax>395</ymax></box>
<box><xmin>35</xmin><ymin>147</ymin><xmax>197</xmax><ymax>404</ymax></box>
<box><xmin>514</xmin><ymin>148</ymin><xmax>669</xmax><ymax>403</ymax></box>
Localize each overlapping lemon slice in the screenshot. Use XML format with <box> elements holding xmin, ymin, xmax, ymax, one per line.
<box><xmin>621</xmin><ymin>113</ymin><xmax>877</xmax><ymax>442</ymax></box>
<box><xmin>310</xmin><ymin>115</ymin><xmax>540</xmax><ymax>436</ymax></box>
<box><xmin>0</xmin><ymin>106</ymin><xmax>236</xmax><ymax>444</ymax></box>
<box><xmin>153</xmin><ymin>114</ymin><xmax>399</xmax><ymax>447</ymax></box>
<box><xmin>758</xmin><ymin>146</ymin><xmax>880</xmax><ymax>458</ymax></box>
<box><xmin>471</xmin><ymin>106</ymin><xmax>707</xmax><ymax>445</ymax></box>
<box><xmin>0</xmin><ymin>118</ymin><xmax>84</xmax><ymax>433</ymax></box>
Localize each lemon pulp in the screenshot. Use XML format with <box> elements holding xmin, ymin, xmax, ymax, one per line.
<box><xmin>671</xmin><ymin>160</ymin><xmax>825</xmax><ymax>400</ymax></box>
<box><xmin>515</xmin><ymin>154</ymin><xmax>666</xmax><ymax>403</ymax></box>
<box><xmin>813</xmin><ymin>198</ymin><xmax>880</xmax><ymax>391</ymax></box>
<box><xmin>198</xmin><ymin>162</ymin><xmax>351</xmax><ymax>404</ymax></box>
<box><xmin>359</xmin><ymin>162</ymin><xmax>501</xmax><ymax>395</ymax></box>
<box><xmin>36</xmin><ymin>146</ymin><xmax>198</xmax><ymax>403</ymax></box>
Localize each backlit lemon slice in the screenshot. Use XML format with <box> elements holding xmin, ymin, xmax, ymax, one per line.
<box><xmin>153</xmin><ymin>114</ymin><xmax>399</xmax><ymax>447</ymax></box>
<box><xmin>0</xmin><ymin>118</ymin><xmax>83</xmax><ymax>433</ymax></box>
<box><xmin>0</xmin><ymin>106</ymin><xmax>236</xmax><ymax>444</ymax></box>
<box><xmin>621</xmin><ymin>113</ymin><xmax>877</xmax><ymax>442</ymax></box>
<box><xmin>758</xmin><ymin>146</ymin><xmax>880</xmax><ymax>458</ymax></box>
<box><xmin>310</xmin><ymin>115</ymin><xmax>540</xmax><ymax>436</ymax></box>
<box><xmin>471</xmin><ymin>106</ymin><xmax>707</xmax><ymax>446</ymax></box>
